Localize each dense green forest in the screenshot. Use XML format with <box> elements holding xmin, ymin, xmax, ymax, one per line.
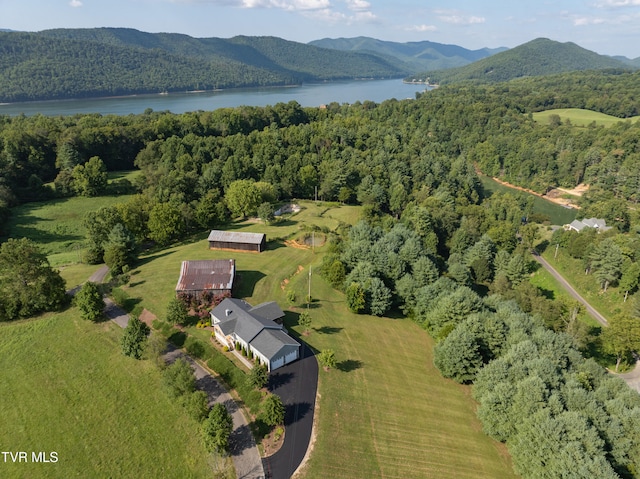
<box><xmin>2</xmin><ymin>69</ymin><xmax>640</xmax><ymax>233</ymax></box>
<box><xmin>3</xmin><ymin>67</ymin><xmax>640</xmax><ymax>478</ymax></box>
<box><xmin>0</xmin><ymin>29</ymin><xmax>404</xmax><ymax>102</ymax></box>
<box><xmin>412</xmin><ymin>38</ymin><xmax>635</xmax><ymax>84</ymax></box>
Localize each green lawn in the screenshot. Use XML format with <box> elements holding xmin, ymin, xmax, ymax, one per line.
<box><xmin>4</xmin><ymin>194</ymin><xmax>133</xmax><ymax>266</ymax></box>
<box><xmin>287</xmin><ymin>262</ymin><xmax>517</xmax><ymax>479</ymax></box>
<box><xmin>532</xmin><ymin>108</ymin><xmax>640</xmax><ymax>128</ymax></box>
<box><xmin>123</xmin><ymin>221</ymin><xmax>517</xmax><ymax>479</ymax></box>
<box><xmin>0</xmin><ymin>311</ymin><xmax>214</xmax><ymax>479</ymax></box>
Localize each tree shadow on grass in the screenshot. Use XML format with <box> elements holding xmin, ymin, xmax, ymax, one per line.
<box><xmin>135</xmin><ymin>250</ymin><xmax>175</xmax><ymax>267</ymax></box>
<box><xmin>168</xmin><ymin>331</ymin><xmax>187</xmax><ymax>348</ymax></box>
<box><xmin>313</xmin><ymin>326</ymin><xmax>343</xmax><ymax>335</ymax></box>
<box><xmin>234</xmin><ymin>270</ymin><xmax>266</xmax><ymax>298</ymax></box>
<box><xmin>272</xmin><ymin>219</ymin><xmax>297</xmax><ymax>227</ymax></box>
<box><xmin>336</xmin><ymin>359</ymin><xmax>363</xmax><ymax>373</ymax></box>
<box><xmin>266</xmin><ymin>240</ymin><xmax>286</xmax><ymax>251</ymax></box>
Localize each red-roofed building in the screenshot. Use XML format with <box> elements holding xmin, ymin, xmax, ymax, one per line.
<box><xmin>175</xmin><ymin>259</ymin><xmax>235</xmax><ymax>300</ymax></box>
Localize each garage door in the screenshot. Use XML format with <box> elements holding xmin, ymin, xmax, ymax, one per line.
<box><xmin>271</xmin><ymin>356</ymin><xmax>285</xmax><ymax>371</ymax></box>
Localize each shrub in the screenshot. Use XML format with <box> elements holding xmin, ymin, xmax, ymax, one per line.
<box><xmin>163</xmin><ymin>358</ymin><xmax>195</xmax><ymax>398</ymax></box>
<box><xmin>260</xmin><ymin>394</ymin><xmax>285</xmax><ymax>426</ymax></box>
<box><xmin>182</xmin><ymin>390</ymin><xmax>210</xmax><ymax>422</ymax></box>
<box><xmin>185</xmin><ymin>338</ymin><xmax>206</xmax><ymax>359</ymax></box>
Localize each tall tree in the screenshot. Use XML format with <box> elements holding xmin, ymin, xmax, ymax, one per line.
<box><xmin>166</xmin><ymin>297</ymin><xmax>189</xmax><ymax>326</ymax></box>
<box><xmin>74</xmin><ymin>281</ymin><xmax>105</xmax><ymax>322</ymax></box>
<box><xmin>121</xmin><ymin>316</ymin><xmax>150</xmax><ymax>359</ymax></box>
<box><xmin>224</xmin><ymin>179</ymin><xmax>261</xmax><ymax>219</ymax></box>
<box><xmin>0</xmin><ymin>238</ymin><xmax>68</xmax><ymax>321</ymax></box>
<box><xmin>103</xmin><ymin>223</ymin><xmax>137</xmax><ymax>275</ymax></box>
<box><xmin>261</xmin><ymin>394</ymin><xmax>285</xmax><ymax>427</ymax></box>
<box><xmin>620</xmin><ymin>261</ymin><xmax>640</xmax><ymax>302</ymax></box>
<box><xmin>163</xmin><ymin>357</ymin><xmax>195</xmax><ymax>398</ymax></box>
<box><xmin>72</xmin><ymin>156</ymin><xmax>108</xmax><ymax>197</ymax></box>
<box><xmin>590</xmin><ymin>238</ymin><xmax>623</xmax><ymax>292</ymax></box>
<box><xmin>202</xmin><ymin>403</ymin><xmax>233</xmax><ymax>453</ymax></box>
<box><xmin>602</xmin><ymin>314</ymin><xmax>640</xmax><ymax>372</ymax></box>
<box><xmin>148</xmin><ymin>202</ymin><xmax>184</xmax><ymax>246</ymax></box>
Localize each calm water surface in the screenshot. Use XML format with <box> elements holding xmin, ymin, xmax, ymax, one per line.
<box><xmin>0</xmin><ymin>79</ymin><xmax>431</xmax><ymax>117</ymax></box>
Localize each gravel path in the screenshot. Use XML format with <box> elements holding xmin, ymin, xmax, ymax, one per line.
<box><xmin>531</xmin><ymin>251</ymin><xmax>640</xmax><ymax>393</ymax></box>
<box><xmin>105</xmin><ymin>294</ymin><xmax>265</xmax><ymax>478</ymax></box>
<box><xmin>532</xmin><ymin>251</ymin><xmax>609</xmax><ymax>327</ymax></box>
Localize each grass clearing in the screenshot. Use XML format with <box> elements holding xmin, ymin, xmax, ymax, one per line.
<box><xmin>4</xmin><ymin>194</ymin><xmax>133</xmax><ymax>263</ymax></box>
<box><xmin>124</xmin><ymin>219</ymin><xmax>517</xmax><ymax>478</ymax></box>
<box><xmin>0</xmin><ymin>310</ymin><xmax>214</xmax><ymax>478</ymax></box>
<box><xmin>532</xmin><ymin>108</ymin><xmax>640</xmax><ymax>128</ymax></box>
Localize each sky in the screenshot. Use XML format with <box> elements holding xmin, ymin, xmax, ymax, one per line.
<box><xmin>1</xmin><ymin>0</ymin><xmax>640</xmax><ymax>58</ymax></box>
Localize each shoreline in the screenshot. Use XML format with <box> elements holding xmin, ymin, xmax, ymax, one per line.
<box><xmin>480</xmin><ymin>173</ymin><xmax>583</xmax><ymax>209</ymax></box>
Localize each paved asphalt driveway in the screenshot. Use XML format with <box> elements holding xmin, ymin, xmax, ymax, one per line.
<box><xmin>263</xmin><ymin>343</ymin><xmax>318</xmax><ymax>479</ymax></box>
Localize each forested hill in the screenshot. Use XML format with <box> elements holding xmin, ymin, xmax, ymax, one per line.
<box><xmin>0</xmin><ymin>28</ymin><xmax>405</xmax><ymax>103</ymax></box>
<box><xmin>413</xmin><ymin>38</ymin><xmax>634</xmax><ymax>84</ymax></box>
<box><xmin>309</xmin><ymin>36</ymin><xmax>506</xmax><ymax>71</ymax></box>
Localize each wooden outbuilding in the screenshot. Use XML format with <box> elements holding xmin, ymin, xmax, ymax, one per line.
<box><xmin>208</xmin><ymin>230</ymin><xmax>266</xmax><ymax>253</ymax></box>
<box><xmin>175</xmin><ymin>259</ymin><xmax>235</xmax><ymax>299</ymax></box>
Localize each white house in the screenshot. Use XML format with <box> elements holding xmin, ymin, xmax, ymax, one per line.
<box><xmin>211</xmin><ymin>298</ymin><xmax>300</xmax><ymax>372</ymax></box>
<box><xmin>564</xmin><ymin>217</ymin><xmax>612</xmax><ymax>233</ymax></box>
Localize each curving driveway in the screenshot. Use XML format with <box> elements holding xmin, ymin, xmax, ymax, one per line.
<box><xmin>103</xmin><ymin>292</ymin><xmax>265</xmax><ymax>478</ymax></box>
<box><xmin>263</xmin><ymin>343</ymin><xmax>318</xmax><ymax>479</ymax></box>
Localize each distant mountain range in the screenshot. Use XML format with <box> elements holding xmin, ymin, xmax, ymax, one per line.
<box><xmin>0</xmin><ymin>28</ymin><xmax>638</xmax><ymax>103</ymax></box>
<box><xmin>0</xmin><ymin>28</ymin><xmax>405</xmax><ymax>102</ymax></box>
<box><xmin>412</xmin><ymin>38</ymin><xmax>638</xmax><ymax>84</ymax></box>
<box><xmin>308</xmin><ymin>37</ymin><xmax>507</xmax><ymax>72</ymax></box>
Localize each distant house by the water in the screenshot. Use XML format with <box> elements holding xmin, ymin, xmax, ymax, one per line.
<box><xmin>564</xmin><ymin>218</ymin><xmax>612</xmax><ymax>233</ymax></box>
<box><xmin>175</xmin><ymin>259</ymin><xmax>235</xmax><ymax>299</ymax></box>
<box><xmin>208</xmin><ymin>230</ymin><xmax>266</xmax><ymax>253</ymax></box>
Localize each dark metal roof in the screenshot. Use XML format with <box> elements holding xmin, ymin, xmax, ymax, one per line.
<box><xmin>208</xmin><ymin>230</ymin><xmax>265</xmax><ymax>245</ymax></box>
<box><xmin>175</xmin><ymin>259</ymin><xmax>235</xmax><ymax>292</ymax></box>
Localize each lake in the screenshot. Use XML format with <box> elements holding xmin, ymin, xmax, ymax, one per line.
<box><xmin>0</xmin><ymin>79</ymin><xmax>431</xmax><ymax>117</ymax></box>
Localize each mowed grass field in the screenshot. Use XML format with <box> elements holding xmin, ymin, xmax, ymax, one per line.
<box><xmin>532</xmin><ymin>108</ymin><xmax>640</xmax><ymax>128</ymax></box>
<box><xmin>0</xmin><ymin>311</ymin><xmax>213</xmax><ymax>479</ymax></box>
<box><xmin>4</xmin><ymin>195</ymin><xmax>133</xmax><ymax>267</ymax></box>
<box><xmin>122</xmin><ymin>218</ymin><xmax>517</xmax><ymax>478</ymax></box>
<box><xmin>285</xmin><ymin>265</ymin><xmax>516</xmax><ymax>479</ymax></box>
<box><xmin>6</xmin><ymin>196</ymin><xmax>517</xmax><ymax>478</ymax></box>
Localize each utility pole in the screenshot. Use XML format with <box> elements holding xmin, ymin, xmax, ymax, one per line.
<box><xmin>554</xmin><ymin>243</ymin><xmax>559</xmax><ymax>260</ymax></box>
<box><xmin>308</xmin><ymin>266</ymin><xmax>312</xmax><ymax>310</ymax></box>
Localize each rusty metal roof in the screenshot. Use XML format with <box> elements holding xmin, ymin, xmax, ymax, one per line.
<box><xmin>207</xmin><ymin>230</ymin><xmax>265</xmax><ymax>245</ymax></box>
<box><xmin>175</xmin><ymin>259</ymin><xmax>235</xmax><ymax>292</ymax></box>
